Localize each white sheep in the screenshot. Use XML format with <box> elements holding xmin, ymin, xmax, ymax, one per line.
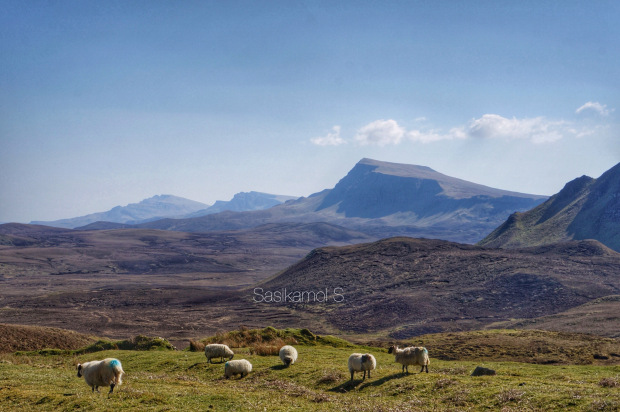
<box><xmin>224</xmin><ymin>359</ymin><xmax>252</xmax><ymax>379</ymax></box>
<box><xmin>279</xmin><ymin>345</ymin><xmax>298</xmax><ymax>367</ymax></box>
<box><xmin>76</xmin><ymin>358</ymin><xmax>124</xmax><ymax>394</ymax></box>
<box><xmin>348</xmin><ymin>353</ymin><xmax>376</xmax><ymax>381</ymax></box>
<box><xmin>204</xmin><ymin>343</ymin><xmax>234</xmax><ymax>364</ymax></box>
<box><xmin>388</xmin><ymin>345</ymin><xmax>430</xmax><ymax>374</ymax></box>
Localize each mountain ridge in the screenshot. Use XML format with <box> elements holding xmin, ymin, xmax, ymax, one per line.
<box><xmin>479</xmin><ymin>162</ymin><xmax>620</xmax><ymax>251</ymax></box>
<box><xmin>137</xmin><ymin>158</ymin><xmax>547</xmax><ymax>243</ymax></box>
<box><xmin>30</xmin><ymin>195</ymin><xmax>209</xmax><ymax>229</ymax></box>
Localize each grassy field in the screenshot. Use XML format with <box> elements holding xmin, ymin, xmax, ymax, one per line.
<box><xmin>1</xmin><ymin>337</ymin><xmax>619</xmax><ymax>411</ymax></box>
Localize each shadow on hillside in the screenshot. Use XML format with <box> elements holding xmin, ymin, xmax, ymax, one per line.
<box><xmin>329</xmin><ymin>380</ymin><xmax>362</xmax><ymax>393</ymax></box>
<box><xmin>329</xmin><ymin>372</ymin><xmax>404</xmax><ymax>392</ymax></box>
<box><xmin>270</xmin><ymin>364</ymin><xmax>288</xmax><ymax>371</ymax></box>
<box><xmin>358</xmin><ymin>373</ymin><xmax>405</xmax><ymax>389</ymax></box>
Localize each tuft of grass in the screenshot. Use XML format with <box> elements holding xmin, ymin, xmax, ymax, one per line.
<box><xmin>249</xmin><ymin>338</ymin><xmax>291</xmax><ymax>356</ymax></box>
<box><xmin>188</xmin><ymin>339</ymin><xmax>205</xmax><ymax>352</ymax></box>
<box><xmin>317</xmin><ymin>369</ymin><xmax>346</xmax><ymax>385</ymax></box>
<box><xmin>496</xmin><ymin>388</ymin><xmax>525</xmax><ymax>404</ymax></box>
<box><xmin>598</xmin><ymin>377</ymin><xmax>619</xmax><ymax>388</ymax></box>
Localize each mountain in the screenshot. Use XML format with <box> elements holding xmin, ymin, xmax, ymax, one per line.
<box><xmin>186</xmin><ymin>191</ymin><xmax>298</xmax><ymax>217</ymax></box>
<box><xmin>479</xmin><ymin>162</ymin><xmax>620</xmax><ymax>251</ymax></box>
<box><xmin>139</xmin><ymin>158</ymin><xmax>547</xmax><ymax>243</ymax></box>
<box><xmin>31</xmin><ymin>195</ymin><xmax>209</xmax><ymax>229</ymax></box>
<box><xmin>256</xmin><ymin>237</ymin><xmax>620</xmax><ymax>337</ymax></box>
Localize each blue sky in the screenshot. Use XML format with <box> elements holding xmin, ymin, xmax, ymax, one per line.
<box><xmin>1</xmin><ymin>1</ymin><xmax>619</xmax><ymax>223</ymax></box>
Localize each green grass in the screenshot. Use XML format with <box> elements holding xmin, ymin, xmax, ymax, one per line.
<box><xmin>1</xmin><ymin>343</ymin><xmax>619</xmax><ymax>411</ymax></box>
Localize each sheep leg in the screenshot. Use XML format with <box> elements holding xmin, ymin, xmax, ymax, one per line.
<box><xmin>350</xmin><ymin>370</ymin><xmax>354</xmax><ymax>381</ymax></box>
<box><xmin>425</xmin><ymin>365</ymin><xmax>429</xmax><ymax>373</ymax></box>
<box><xmin>109</xmin><ymin>383</ymin><xmax>115</xmax><ymax>394</ymax></box>
<box><xmin>367</xmin><ymin>370</ymin><xmax>371</xmax><ymax>379</ymax></box>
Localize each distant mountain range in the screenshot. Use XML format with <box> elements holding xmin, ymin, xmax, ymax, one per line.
<box><xmin>186</xmin><ymin>191</ymin><xmax>298</xmax><ymax>217</ymax></box>
<box><xmin>137</xmin><ymin>158</ymin><xmax>548</xmax><ymax>243</ymax></box>
<box><xmin>30</xmin><ymin>195</ymin><xmax>208</xmax><ymax>229</ymax></box>
<box><xmin>479</xmin><ymin>162</ymin><xmax>620</xmax><ymax>252</ymax></box>
<box><xmin>30</xmin><ymin>192</ymin><xmax>297</xmax><ymax>229</ymax></box>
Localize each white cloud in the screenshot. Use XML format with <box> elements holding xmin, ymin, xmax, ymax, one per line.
<box><xmin>354</xmin><ymin>119</ymin><xmax>405</xmax><ymax>146</ymax></box>
<box><xmin>467</xmin><ymin>114</ymin><xmax>565</xmax><ymax>143</ymax></box>
<box><xmin>313</xmin><ymin>111</ymin><xmax>606</xmax><ymax>148</ymax></box>
<box><xmin>576</xmin><ymin>101</ymin><xmax>613</xmax><ymax>116</ymax></box>
<box><xmin>310</xmin><ymin>125</ymin><xmax>346</xmax><ymax>146</ymax></box>
<box><xmin>407</xmin><ymin>127</ymin><xmax>467</xmax><ymax>143</ymax></box>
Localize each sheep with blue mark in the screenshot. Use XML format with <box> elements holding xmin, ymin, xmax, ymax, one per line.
<box><xmin>76</xmin><ymin>358</ymin><xmax>124</xmax><ymax>394</ymax></box>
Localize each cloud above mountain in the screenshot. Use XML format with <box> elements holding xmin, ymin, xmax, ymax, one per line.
<box><xmin>354</xmin><ymin>119</ymin><xmax>405</xmax><ymax>146</ymax></box>
<box><xmin>311</xmin><ymin>102</ymin><xmax>614</xmax><ymax>147</ymax></box>
<box><xmin>310</xmin><ymin>126</ymin><xmax>346</xmax><ymax>146</ymax></box>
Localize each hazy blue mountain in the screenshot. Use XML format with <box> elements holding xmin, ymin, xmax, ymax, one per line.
<box><xmin>316</xmin><ymin>158</ymin><xmax>547</xmax><ymax>219</ymax></box>
<box><xmin>139</xmin><ymin>159</ymin><xmax>548</xmax><ymax>243</ymax></box>
<box><xmin>186</xmin><ymin>191</ymin><xmax>298</xmax><ymax>217</ymax></box>
<box><xmin>31</xmin><ymin>195</ymin><xmax>209</xmax><ymax>229</ymax></box>
<box><xmin>479</xmin><ymin>162</ymin><xmax>620</xmax><ymax>251</ymax></box>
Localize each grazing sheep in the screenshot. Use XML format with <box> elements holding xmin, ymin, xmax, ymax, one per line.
<box><xmin>348</xmin><ymin>353</ymin><xmax>376</xmax><ymax>381</ymax></box>
<box><xmin>388</xmin><ymin>345</ymin><xmax>430</xmax><ymax>374</ymax></box>
<box><xmin>224</xmin><ymin>359</ymin><xmax>252</xmax><ymax>379</ymax></box>
<box><xmin>204</xmin><ymin>343</ymin><xmax>234</xmax><ymax>364</ymax></box>
<box><xmin>76</xmin><ymin>358</ymin><xmax>124</xmax><ymax>394</ymax></box>
<box><xmin>279</xmin><ymin>345</ymin><xmax>298</xmax><ymax>367</ymax></box>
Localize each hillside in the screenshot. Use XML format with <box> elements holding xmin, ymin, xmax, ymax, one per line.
<box><xmin>1</xmin><ymin>327</ymin><xmax>620</xmax><ymax>411</ymax></box>
<box><xmin>0</xmin><ymin>324</ymin><xmax>95</xmax><ymax>353</ymax></box>
<box><xmin>257</xmin><ymin>237</ymin><xmax>620</xmax><ymax>337</ymax></box>
<box><xmin>138</xmin><ymin>159</ymin><xmax>547</xmax><ymax>243</ymax></box>
<box><xmin>0</xmin><ymin>222</ymin><xmax>371</xmax><ymax>286</ymax></box>
<box><xmin>479</xmin><ymin>162</ymin><xmax>620</xmax><ymax>251</ymax></box>
<box><xmin>4</xmin><ymin>232</ymin><xmax>620</xmax><ymax>341</ymax></box>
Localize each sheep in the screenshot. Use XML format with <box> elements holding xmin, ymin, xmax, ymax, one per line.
<box><xmin>388</xmin><ymin>345</ymin><xmax>429</xmax><ymax>374</ymax></box>
<box><xmin>76</xmin><ymin>358</ymin><xmax>124</xmax><ymax>394</ymax></box>
<box><xmin>224</xmin><ymin>359</ymin><xmax>252</xmax><ymax>379</ymax></box>
<box><xmin>204</xmin><ymin>343</ymin><xmax>234</xmax><ymax>364</ymax></box>
<box><xmin>279</xmin><ymin>345</ymin><xmax>298</xmax><ymax>367</ymax></box>
<box><xmin>348</xmin><ymin>353</ymin><xmax>376</xmax><ymax>381</ymax></box>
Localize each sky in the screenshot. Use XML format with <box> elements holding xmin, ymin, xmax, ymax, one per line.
<box><xmin>1</xmin><ymin>1</ymin><xmax>619</xmax><ymax>223</ymax></box>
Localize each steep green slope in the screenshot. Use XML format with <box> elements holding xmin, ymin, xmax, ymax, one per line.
<box><xmin>479</xmin><ymin>162</ymin><xmax>620</xmax><ymax>251</ymax></box>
